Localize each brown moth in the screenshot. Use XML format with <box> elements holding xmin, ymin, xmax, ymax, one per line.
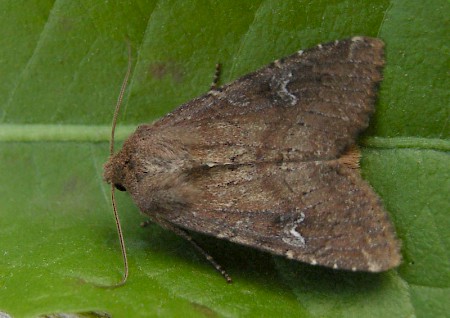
<box><xmin>104</xmin><ymin>36</ymin><xmax>401</xmax><ymax>282</ymax></box>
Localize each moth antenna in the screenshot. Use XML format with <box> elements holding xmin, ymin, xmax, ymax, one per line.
<box><xmin>110</xmin><ymin>41</ymin><xmax>133</xmax><ymax>156</ymax></box>
<box><xmin>107</xmin><ymin>41</ymin><xmax>133</xmax><ymax>288</ymax></box>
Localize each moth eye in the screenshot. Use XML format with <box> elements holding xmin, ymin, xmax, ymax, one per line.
<box><xmin>114</xmin><ymin>183</ymin><xmax>126</xmax><ymax>192</ymax></box>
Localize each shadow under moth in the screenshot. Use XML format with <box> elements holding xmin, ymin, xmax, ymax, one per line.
<box><xmin>104</xmin><ymin>36</ymin><xmax>401</xmax><ymax>284</ymax></box>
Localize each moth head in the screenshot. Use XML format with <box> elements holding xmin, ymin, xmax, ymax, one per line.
<box><xmin>103</xmin><ymin>151</ymin><xmax>131</xmax><ymax>192</ymax></box>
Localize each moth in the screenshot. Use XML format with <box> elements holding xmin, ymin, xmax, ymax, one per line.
<box><xmin>104</xmin><ymin>36</ymin><xmax>401</xmax><ymax>283</ymax></box>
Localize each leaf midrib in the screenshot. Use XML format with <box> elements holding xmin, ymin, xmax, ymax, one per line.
<box><xmin>0</xmin><ymin>124</ymin><xmax>449</xmax><ymax>152</ymax></box>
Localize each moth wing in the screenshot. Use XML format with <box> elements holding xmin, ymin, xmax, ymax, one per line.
<box><xmin>153</xmin><ymin>37</ymin><xmax>384</xmax><ymax>161</ymax></box>
<box><xmin>166</xmin><ymin>162</ymin><xmax>401</xmax><ymax>272</ymax></box>
<box><xmin>118</xmin><ymin>37</ymin><xmax>399</xmax><ymax>271</ymax></box>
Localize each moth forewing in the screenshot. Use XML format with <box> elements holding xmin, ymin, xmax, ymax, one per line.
<box><xmin>104</xmin><ymin>36</ymin><xmax>401</xmax><ymax>280</ymax></box>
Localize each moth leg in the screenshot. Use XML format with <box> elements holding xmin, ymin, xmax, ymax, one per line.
<box><xmin>209</xmin><ymin>63</ymin><xmax>221</xmax><ymax>91</ymax></box>
<box><xmin>155</xmin><ymin>217</ymin><xmax>232</xmax><ymax>283</ymax></box>
<box><xmin>140</xmin><ymin>220</ymin><xmax>152</xmax><ymax>228</ymax></box>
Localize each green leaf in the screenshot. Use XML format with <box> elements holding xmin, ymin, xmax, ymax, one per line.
<box><xmin>0</xmin><ymin>0</ymin><xmax>448</xmax><ymax>317</ymax></box>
